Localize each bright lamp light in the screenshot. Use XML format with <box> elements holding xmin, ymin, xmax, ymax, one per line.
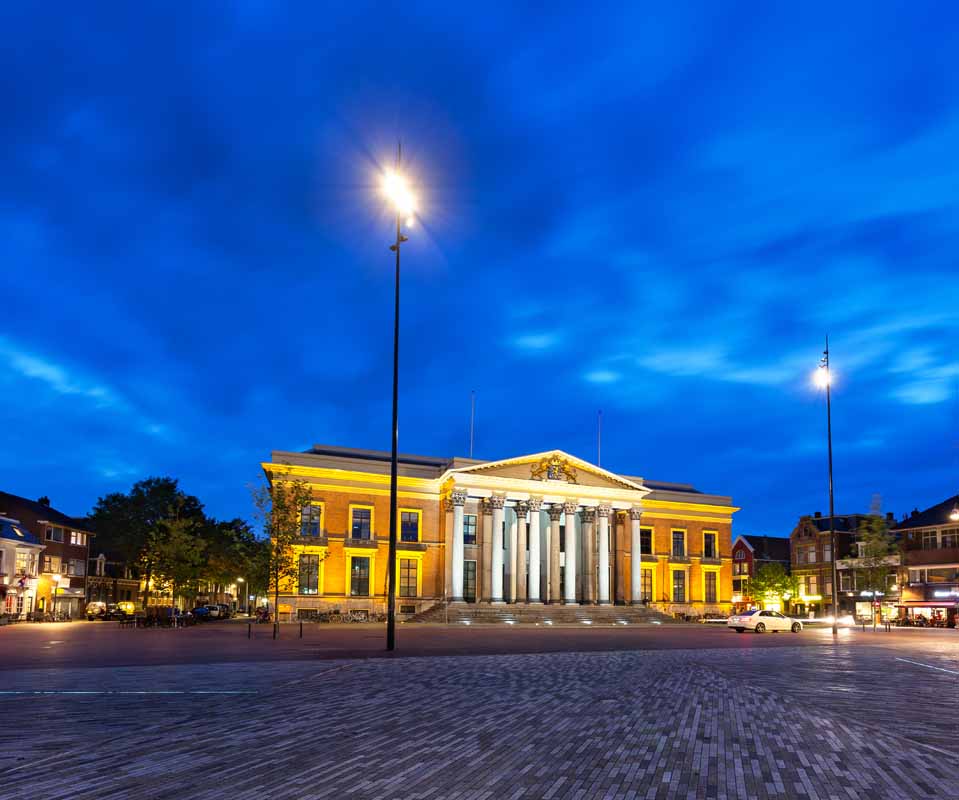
<box><xmin>381</xmin><ymin>170</ymin><xmax>416</xmax><ymax>217</ymax></box>
<box><xmin>813</xmin><ymin>366</ymin><xmax>831</xmax><ymax>388</ymax></box>
<box><xmin>951</xmin><ymin>504</ymin><xmax>959</xmax><ymax>522</ymax></box>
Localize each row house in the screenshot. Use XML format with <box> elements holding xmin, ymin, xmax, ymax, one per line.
<box><xmin>0</xmin><ymin>515</ymin><xmax>44</xmax><ymax>617</ymax></box>
<box><xmin>894</xmin><ymin>495</ymin><xmax>959</xmax><ymax>625</ymax></box>
<box><xmin>730</xmin><ymin>534</ymin><xmax>791</xmax><ymax>612</ymax></box>
<box><xmin>0</xmin><ymin>491</ymin><xmax>93</xmax><ymax>617</ymax></box>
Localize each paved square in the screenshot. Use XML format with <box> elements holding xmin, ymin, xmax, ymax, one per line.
<box><xmin>2</xmin><ymin>627</ymin><xmax>958</xmax><ymax>799</ymax></box>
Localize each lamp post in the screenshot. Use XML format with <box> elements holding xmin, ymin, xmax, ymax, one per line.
<box><xmin>51</xmin><ymin>573</ymin><xmax>61</xmax><ymax>620</ymax></box>
<box><xmin>380</xmin><ymin>145</ymin><xmax>416</xmax><ymax>652</ymax></box>
<box><xmin>815</xmin><ymin>338</ymin><xmax>840</xmax><ymax>636</ymax></box>
<box><xmin>236</xmin><ymin>577</ymin><xmax>245</xmax><ymax>614</ymax></box>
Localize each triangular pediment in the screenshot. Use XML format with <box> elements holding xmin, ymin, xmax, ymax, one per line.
<box><xmin>446</xmin><ymin>450</ymin><xmax>645</xmax><ymax>492</ymax></box>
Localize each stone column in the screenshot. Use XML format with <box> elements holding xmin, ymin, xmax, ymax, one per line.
<box><xmin>515</xmin><ymin>502</ymin><xmax>529</xmax><ymax>603</ymax></box>
<box><xmin>481</xmin><ymin>499</ymin><xmax>492</xmax><ymax>602</ymax></box>
<box><xmin>629</xmin><ymin>507</ymin><xmax>643</xmax><ymax>604</ymax></box>
<box><xmin>563</xmin><ymin>502</ymin><xmax>578</xmax><ymax>605</ymax></box>
<box><xmin>581</xmin><ymin>507</ymin><xmax>596</xmax><ymax>604</ymax></box>
<box><xmin>450</xmin><ymin>489</ymin><xmax>467</xmax><ymax>602</ymax></box>
<box><xmin>527</xmin><ymin>498</ymin><xmax>542</xmax><ymax>603</ymax></box>
<box><xmin>508</xmin><ymin>512</ymin><xmax>518</xmax><ymax>603</ymax></box>
<box><xmin>548</xmin><ymin>504</ymin><xmax>562</xmax><ymax>603</ymax></box>
<box><xmin>490</xmin><ymin>495</ymin><xmax>506</xmax><ymax>604</ymax></box>
<box><xmin>597</xmin><ymin>505</ymin><xmax>611</xmax><ymax>605</ymax></box>
<box><xmin>444</xmin><ymin>495</ymin><xmax>454</xmax><ymax>600</ymax></box>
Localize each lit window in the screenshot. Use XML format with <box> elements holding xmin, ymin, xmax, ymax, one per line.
<box><xmin>300</xmin><ymin>504</ymin><xmax>322</xmax><ymax>537</ymax></box>
<box><xmin>350</xmin><ymin>557</ymin><xmax>370</xmax><ymax>596</ymax></box>
<box><xmin>672</xmin><ymin>570</ymin><xmax>686</xmax><ymax>602</ymax></box>
<box><xmin>463</xmin><ymin>514</ymin><xmax>477</xmax><ymax>545</ymax></box>
<box><xmin>671</xmin><ymin>530</ymin><xmax>685</xmax><ymax>558</ymax></box>
<box><xmin>401</xmin><ymin>511</ymin><xmax>419</xmax><ymax>543</ymax></box>
<box><xmin>703</xmin><ymin>532</ymin><xmax>717</xmax><ymax>559</ymax></box>
<box><xmin>351</xmin><ymin>508</ymin><xmax>372</xmax><ymax>540</ymax></box>
<box><xmin>705</xmin><ymin>572</ymin><xmax>717</xmax><ymax>603</ymax></box>
<box><xmin>399</xmin><ymin>558</ymin><xmax>417</xmax><ymax>597</ymax></box>
<box><xmin>298</xmin><ymin>554</ymin><xmax>319</xmax><ymax>595</ymax></box>
<box><xmin>640</xmin><ymin>528</ymin><xmax>653</xmax><ymax>555</ymax></box>
<box><xmin>641</xmin><ymin>569</ymin><xmax>652</xmax><ymax>602</ymax></box>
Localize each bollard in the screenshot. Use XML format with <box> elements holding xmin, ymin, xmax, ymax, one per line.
<box><xmin>248</xmin><ymin>622</ymin><xmax>252</xmax><ymax>639</ymax></box>
<box><xmin>273</xmin><ymin>622</ymin><xmax>278</xmax><ymax>640</ymax></box>
<box><xmin>299</xmin><ymin>621</ymin><xmax>303</xmax><ymax>639</ymax></box>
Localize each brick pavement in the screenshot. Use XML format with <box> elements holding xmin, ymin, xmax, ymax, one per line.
<box><xmin>2</xmin><ymin>643</ymin><xmax>958</xmax><ymax>799</ymax></box>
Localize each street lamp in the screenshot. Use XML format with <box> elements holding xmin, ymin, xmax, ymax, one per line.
<box><xmin>236</xmin><ymin>577</ymin><xmax>245</xmax><ymax>614</ymax></box>
<box><xmin>51</xmin><ymin>573</ymin><xmax>62</xmax><ymax>619</ymax></box>
<box><xmin>380</xmin><ymin>144</ymin><xmax>416</xmax><ymax>652</ymax></box>
<box><xmin>814</xmin><ymin>337</ymin><xmax>840</xmax><ymax>637</ymax></box>
<box><xmin>950</xmin><ymin>500</ymin><xmax>959</xmax><ymax>523</ymax></box>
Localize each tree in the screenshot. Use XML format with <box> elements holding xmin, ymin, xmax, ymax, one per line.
<box><xmin>88</xmin><ymin>477</ymin><xmax>205</xmax><ymax>607</ymax></box>
<box><xmin>251</xmin><ymin>475</ymin><xmax>319</xmax><ymax>632</ymax></box>
<box><xmin>151</xmin><ymin>517</ymin><xmax>206</xmax><ymax>609</ymax></box>
<box><xmin>748</xmin><ymin>563</ymin><xmax>800</xmax><ymax>612</ymax></box>
<box><xmin>856</xmin><ymin>515</ymin><xmax>896</xmax><ymax>629</ymax></box>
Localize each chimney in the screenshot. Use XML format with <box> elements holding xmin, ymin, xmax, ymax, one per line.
<box><xmin>886</xmin><ymin>512</ymin><xmax>894</xmax><ymax>522</ymax></box>
<box><xmin>911</xmin><ymin>508</ymin><xmax>919</xmax><ymax>518</ymax></box>
<box><xmin>814</xmin><ymin>511</ymin><xmax>822</xmax><ymax>519</ymax></box>
<box><xmin>37</xmin><ymin>496</ymin><xmax>51</xmax><ymax>507</ymax></box>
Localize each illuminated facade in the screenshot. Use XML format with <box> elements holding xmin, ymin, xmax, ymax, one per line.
<box><xmin>262</xmin><ymin>446</ymin><xmax>738</xmax><ymax>619</ymax></box>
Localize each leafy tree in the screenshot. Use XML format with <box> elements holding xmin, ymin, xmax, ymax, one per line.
<box><xmin>856</xmin><ymin>515</ymin><xmax>896</xmax><ymax>629</ymax></box>
<box><xmin>251</xmin><ymin>475</ymin><xmax>319</xmax><ymax>629</ymax></box>
<box><xmin>748</xmin><ymin>563</ymin><xmax>800</xmax><ymax>612</ymax></box>
<box><xmin>151</xmin><ymin>517</ymin><xmax>206</xmax><ymax>609</ymax></box>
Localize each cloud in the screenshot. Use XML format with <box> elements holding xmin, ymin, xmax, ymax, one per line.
<box><xmin>583</xmin><ymin>369</ymin><xmax>620</xmax><ymax>384</ymax></box>
<box><xmin>509</xmin><ymin>332</ymin><xmax>562</xmax><ymax>353</ymax></box>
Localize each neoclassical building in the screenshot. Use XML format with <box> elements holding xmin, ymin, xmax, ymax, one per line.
<box><xmin>263</xmin><ymin>445</ymin><xmax>738</xmax><ymax>619</ymax></box>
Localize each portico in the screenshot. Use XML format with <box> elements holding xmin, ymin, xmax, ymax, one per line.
<box><xmin>442</xmin><ymin>452</ymin><xmax>650</xmax><ymax>605</ymax></box>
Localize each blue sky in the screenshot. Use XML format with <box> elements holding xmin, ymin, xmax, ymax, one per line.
<box><xmin>2</xmin><ymin>3</ymin><xmax>958</xmax><ymax>534</ymax></box>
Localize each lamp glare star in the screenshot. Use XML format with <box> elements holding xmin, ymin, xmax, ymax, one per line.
<box><xmin>382</xmin><ymin>170</ymin><xmax>416</xmax><ymax>217</ymax></box>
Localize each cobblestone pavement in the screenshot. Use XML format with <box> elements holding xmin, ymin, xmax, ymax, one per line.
<box><xmin>3</xmin><ymin>641</ymin><xmax>958</xmax><ymax>799</ymax></box>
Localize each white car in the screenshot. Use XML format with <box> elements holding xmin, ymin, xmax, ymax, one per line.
<box><xmin>727</xmin><ymin>609</ymin><xmax>803</xmax><ymax>634</ymax></box>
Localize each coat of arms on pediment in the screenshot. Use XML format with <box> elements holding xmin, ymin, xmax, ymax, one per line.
<box><xmin>531</xmin><ymin>456</ymin><xmax>577</xmax><ymax>483</ymax></box>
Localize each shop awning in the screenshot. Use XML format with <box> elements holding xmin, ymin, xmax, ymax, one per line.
<box><xmin>897</xmin><ymin>600</ymin><xmax>959</xmax><ymax>608</ymax></box>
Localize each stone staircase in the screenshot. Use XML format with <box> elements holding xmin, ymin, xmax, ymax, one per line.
<box><xmin>407</xmin><ymin>601</ymin><xmax>682</xmax><ymax>625</ymax></box>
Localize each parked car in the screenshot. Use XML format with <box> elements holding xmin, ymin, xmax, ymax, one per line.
<box><xmin>86</xmin><ymin>601</ymin><xmax>136</xmax><ymax>621</ymax></box>
<box><xmin>727</xmin><ymin>609</ymin><xmax>803</xmax><ymax>634</ymax></box>
<box><xmin>216</xmin><ymin>603</ymin><xmax>232</xmax><ymax>619</ymax></box>
<box><xmin>85</xmin><ymin>601</ymin><xmax>107</xmax><ymax>620</ymax></box>
<box><xmin>205</xmin><ymin>605</ymin><xmax>222</xmax><ymax>619</ymax></box>
<box><xmin>192</xmin><ymin>605</ymin><xmax>211</xmax><ymax>620</ymax></box>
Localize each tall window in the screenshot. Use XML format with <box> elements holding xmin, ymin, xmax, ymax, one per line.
<box><xmin>671</xmin><ymin>530</ymin><xmax>685</xmax><ymax>558</ymax></box>
<box><xmin>942</xmin><ymin>529</ymin><xmax>959</xmax><ymax>549</ymax></box>
<box><xmin>922</xmin><ymin>531</ymin><xmax>938</xmax><ymax>550</ymax></box>
<box><xmin>640</xmin><ymin>528</ymin><xmax>653</xmax><ymax>555</ymax></box>
<box><xmin>350</xmin><ymin>557</ymin><xmax>370</xmax><ymax>596</ymax></box>
<box><xmin>703</xmin><ymin>532</ymin><xmax>717</xmax><ymax>559</ymax></box>
<box><xmin>400</xmin><ymin>511</ymin><xmax>419</xmax><ymax>543</ymax></box>
<box><xmin>823</xmin><ymin>542</ymin><xmax>832</xmax><ymax>561</ymax></box>
<box><xmin>301</xmin><ymin>504</ymin><xmax>322</xmax><ymax>537</ymax></box>
<box><xmin>69</xmin><ymin>531</ymin><xmax>87</xmax><ymax>546</ymax></box>
<box><xmin>15</xmin><ymin>551</ymin><xmax>34</xmax><ymax>575</ymax></box>
<box><xmin>351</xmin><ymin>508</ymin><xmax>372</xmax><ymax>539</ymax></box>
<box><xmin>399</xmin><ymin>558</ymin><xmax>417</xmax><ymax>597</ymax></box>
<box><xmin>641</xmin><ymin>569</ymin><xmax>652</xmax><ymax>602</ymax></box>
<box><xmin>463</xmin><ymin>514</ymin><xmax>477</xmax><ymax>545</ymax></box>
<box><xmin>298</xmin><ymin>554</ymin><xmax>319</xmax><ymax>595</ymax></box>
<box><xmin>840</xmin><ymin>572</ymin><xmax>852</xmax><ymax>591</ymax></box>
<box><xmin>672</xmin><ymin>570</ymin><xmax>686</xmax><ymax>602</ymax></box>
<box><xmin>463</xmin><ymin>561</ymin><xmax>477</xmax><ymax>602</ymax></box>
<box><xmin>67</xmin><ymin>559</ymin><xmax>85</xmax><ymax>577</ymax></box>
<box><xmin>807</xmin><ymin>575</ymin><xmax>818</xmax><ymax>595</ymax></box>
<box><xmin>45</xmin><ymin>527</ymin><xmax>64</xmax><ymax>543</ymax></box>
<box><xmin>705</xmin><ymin>572</ymin><xmax>717</xmax><ymax>603</ymax></box>
<box><xmin>42</xmin><ymin>555</ymin><xmax>61</xmax><ymax>574</ymax></box>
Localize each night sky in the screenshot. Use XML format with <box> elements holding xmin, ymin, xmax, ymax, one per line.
<box><xmin>3</xmin><ymin>4</ymin><xmax>959</xmax><ymax>534</ymax></box>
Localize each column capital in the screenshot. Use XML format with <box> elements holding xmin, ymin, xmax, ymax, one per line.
<box><xmin>596</xmin><ymin>504</ymin><xmax>612</xmax><ymax>518</ymax></box>
<box><xmin>481</xmin><ymin>498</ymin><xmax>492</xmax><ymax>516</ymax></box>
<box><xmin>547</xmin><ymin>504</ymin><xmax>563</xmax><ymax>522</ymax></box>
<box><xmin>489</xmin><ymin>494</ymin><xmax>506</xmax><ymax>511</ymax></box>
<box><xmin>563</xmin><ymin>501</ymin><xmax>579</xmax><ymax>515</ymax></box>
<box><xmin>514</xmin><ymin>501</ymin><xmax>530</xmax><ymax>517</ymax></box>
<box><xmin>527</xmin><ymin>497</ymin><xmax>544</xmax><ymax>512</ymax></box>
<box><xmin>443</xmin><ymin>496</ymin><xmax>454</xmax><ymax>512</ymax></box>
<box><xmin>450</xmin><ymin>488</ymin><xmax>468</xmax><ymax>507</ymax></box>
<box><xmin>629</xmin><ymin>506</ymin><xmax>643</xmax><ymax>521</ymax></box>
<box><xmin>580</xmin><ymin>507</ymin><xmax>596</xmax><ymax>523</ymax></box>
